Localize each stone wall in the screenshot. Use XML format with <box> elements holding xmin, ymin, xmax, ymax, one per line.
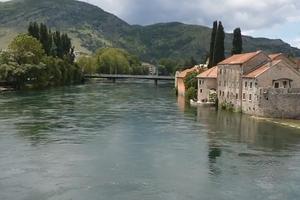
<box><xmin>177</xmin><ymin>78</ymin><xmax>186</xmax><ymax>96</ymax></box>
<box><xmin>257</xmin><ymin>61</ymin><xmax>300</xmax><ymax>88</ymax></box>
<box><xmin>217</xmin><ymin>64</ymin><xmax>242</xmax><ymax>110</ymax></box>
<box><xmin>255</xmin><ymin>88</ymin><xmax>300</xmax><ymax>119</ymax></box>
<box><xmin>241</xmin><ymin>78</ymin><xmax>260</xmax><ymax>115</ymax></box>
<box><xmin>198</xmin><ymin>78</ymin><xmax>217</xmax><ymax>102</ymax></box>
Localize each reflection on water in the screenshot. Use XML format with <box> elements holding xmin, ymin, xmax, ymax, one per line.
<box><xmin>0</xmin><ymin>81</ymin><xmax>300</xmax><ymax>200</ymax></box>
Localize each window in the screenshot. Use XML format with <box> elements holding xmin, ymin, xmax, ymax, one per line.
<box><xmin>242</xmin><ymin>93</ymin><xmax>246</xmax><ymax>100</ymax></box>
<box><xmin>236</xmin><ymin>93</ymin><xmax>239</xmax><ymax>100</ymax></box>
<box><xmin>219</xmin><ymin>91</ymin><xmax>222</xmax><ymax>96</ymax></box>
<box><xmin>250</xmin><ymin>82</ymin><xmax>253</xmax><ymax>89</ymax></box>
<box><xmin>283</xmin><ymin>81</ymin><xmax>287</xmax><ymax>88</ymax></box>
<box><xmin>224</xmin><ymin>81</ymin><xmax>226</xmax><ymax>87</ymax></box>
<box><xmin>222</xmin><ymin>91</ymin><xmax>225</xmax><ymax>97</ymax></box>
<box><xmin>245</xmin><ymin>81</ymin><xmax>248</xmax><ymax>88</ymax></box>
<box><xmin>200</xmin><ymin>89</ymin><xmax>203</xmax><ymax>93</ymax></box>
<box><xmin>220</xmin><ymin>69</ymin><xmax>222</xmax><ymax>75</ymax></box>
<box><xmin>249</xmin><ymin>94</ymin><xmax>252</xmax><ymax>101</ymax></box>
<box><xmin>274</xmin><ymin>82</ymin><xmax>279</xmax><ymax>88</ymax></box>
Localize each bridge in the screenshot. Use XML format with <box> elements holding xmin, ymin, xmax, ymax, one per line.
<box><xmin>85</xmin><ymin>74</ymin><xmax>175</xmax><ymax>85</ymax></box>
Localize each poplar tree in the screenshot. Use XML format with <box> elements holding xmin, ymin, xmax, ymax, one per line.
<box><xmin>231</xmin><ymin>28</ymin><xmax>243</xmax><ymax>55</ymax></box>
<box><xmin>28</xmin><ymin>22</ymin><xmax>74</xmax><ymax>60</ymax></box>
<box><xmin>208</xmin><ymin>21</ymin><xmax>218</xmax><ymax>68</ymax></box>
<box><xmin>28</xmin><ymin>22</ymin><xmax>40</xmax><ymax>40</ymax></box>
<box><xmin>39</xmin><ymin>23</ymin><xmax>52</xmax><ymax>55</ymax></box>
<box><xmin>212</xmin><ymin>21</ymin><xmax>225</xmax><ymax>65</ymax></box>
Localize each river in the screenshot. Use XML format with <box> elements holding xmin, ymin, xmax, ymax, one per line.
<box><xmin>0</xmin><ymin>81</ymin><xmax>300</xmax><ymax>200</ymax></box>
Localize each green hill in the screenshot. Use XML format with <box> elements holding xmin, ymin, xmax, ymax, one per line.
<box><xmin>1</xmin><ymin>0</ymin><xmax>300</xmax><ymax>62</ymax></box>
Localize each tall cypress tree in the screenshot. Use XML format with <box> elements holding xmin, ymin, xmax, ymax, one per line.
<box><xmin>28</xmin><ymin>22</ymin><xmax>40</xmax><ymax>40</ymax></box>
<box><xmin>231</xmin><ymin>28</ymin><xmax>243</xmax><ymax>55</ymax></box>
<box><xmin>213</xmin><ymin>21</ymin><xmax>225</xmax><ymax>66</ymax></box>
<box><xmin>27</xmin><ymin>22</ymin><xmax>74</xmax><ymax>60</ymax></box>
<box><xmin>39</xmin><ymin>23</ymin><xmax>52</xmax><ymax>55</ymax></box>
<box><xmin>53</xmin><ymin>31</ymin><xmax>63</xmax><ymax>58</ymax></box>
<box><xmin>208</xmin><ymin>21</ymin><xmax>218</xmax><ymax>68</ymax></box>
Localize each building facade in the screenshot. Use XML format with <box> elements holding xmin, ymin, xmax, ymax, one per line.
<box><xmin>197</xmin><ymin>66</ymin><xmax>217</xmax><ymax>103</ymax></box>
<box><xmin>197</xmin><ymin>51</ymin><xmax>300</xmax><ymax>119</ymax></box>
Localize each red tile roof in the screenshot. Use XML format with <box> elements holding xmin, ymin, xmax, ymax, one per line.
<box><xmin>197</xmin><ymin>66</ymin><xmax>218</xmax><ymax>79</ymax></box>
<box><xmin>177</xmin><ymin>66</ymin><xmax>199</xmax><ymax>78</ymax></box>
<box><xmin>243</xmin><ymin>60</ymin><xmax>281</xmax><ymax>78</ymax></box>
<box><xmin>218</xmin><ymin>51</ymin><xmax>262</xmax><ymax>65</ymax></box>
<box><xmin>269</xmin><ymin>53</ymin><xmax>283</xmax><ymax>60</ymax></box>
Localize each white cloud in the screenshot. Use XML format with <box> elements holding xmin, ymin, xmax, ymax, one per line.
<box><xmin>290</xmin><ymin>38</ymin><xmax>300</xmax><ymax>48</ymax></box>
<box><xmin>78</xmin><ymin>0</ymin><xmax>300</xmax><ymax>31</ymax></box>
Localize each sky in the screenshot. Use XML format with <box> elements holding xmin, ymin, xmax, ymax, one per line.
<box><xmin>82</xmin><ymin>0</ymin><xmax>300</xmax><ymax>48</ymax></box>
<box><xmin>1</xmin><ymin>0</ymin><xmax>300</xmax><ymax>47</ymax></box>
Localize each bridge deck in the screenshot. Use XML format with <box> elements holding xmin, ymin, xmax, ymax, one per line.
<box><xmin>85</xmin><ymin>74</ymin><xmax>175</xmax><ymax>81</ymax></box>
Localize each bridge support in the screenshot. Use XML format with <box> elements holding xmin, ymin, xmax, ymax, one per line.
<box><xmin>154</xmin><ymin>79</ymin><xmax>158</xmax><ymax>86</ymax></box>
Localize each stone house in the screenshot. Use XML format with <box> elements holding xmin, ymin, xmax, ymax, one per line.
<box><xmin>197</xmin><ymin>66</ymin><xmax>218</xmax><ymax>103</ymax></box>
<box><xmin>176</xmin><ymin>66</ymin><xmax>201</xmax><ymax>96</ymax></box>
<box><xmin>197</xmin><ymin>51</ymin><xmax>300</xmax><ymax>119</ymax></box>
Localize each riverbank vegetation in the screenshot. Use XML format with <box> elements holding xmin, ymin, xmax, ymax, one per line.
<box><xmin>0</xmin><ymin>22</ymin><xmax>83</xmax><ymax>90</ymax></box>
<box><xmin>77</xmin><ymin>48</ymin><xmax>150</xmax><ymax>75</ymax></box>
<box><xmin>184</xmin><ymin>72</ymin><xmax>199</xmax><ymax>101</ymax></box>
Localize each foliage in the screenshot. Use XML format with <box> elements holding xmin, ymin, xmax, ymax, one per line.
<box><xmin>208</xmin><ymin>21</ymin><xmax>218</xmax><ymax>68</ymax></box>
<box><xmin>8</xmin><ymin>34</ymin><xmax>45</xmax><ymax>65</ymax></box>
<box><xmin>231</xmin><ymin>28</ymin><xmax>243</xmax><ymax>55</ymax></box>
<box><xmin>28</xmin><ymin>22</ymin><xmax>75</xmax><ymax>62</ymax></box>
<box><xmin>184</xmin><ymin>72</ymin><xmax>198</xmax><ymax>89</ymax></box>
<box><xmin>209</xmin><ymin>92</ymin><xmax>217</xmax><ymax>103</ymax></box>
<box><xmin>88</xmin><ymin>48</ymin><xmax>147</xmax><ymax>75</ymax></box>
<box><xmin>185</xmin><ymin>87</ymin><xmax>197</xmax><ymax>101</ymax></box>
<box><xmin>77</xmin><ymin>56</ymin><xmax>96</xmax><ymax>75</ymax></box>
<box><xmin>0</xmin><ymin>25</ymin><xmax>82</xmax><ymax>90</ymax></box>
<box><xmin>184</xmin><ymin>72</ymin><xmax>199</xmax><ymax>101</ymax></box>
<box><xmin>220</xmin><ymin>102</ymin><xmax>234</xmax><ymax>111</ymax></box>
<box><xmin>158</xmin><ymin>58</ymin><xmax>180</xmax><ymax>75</ymax></box>
<box><xmin>182</xmin><ymin>56</ymin><xmax>198</xmax><ymax>70</ymax></box>
<box><xmin>212</xmin><ymin>22</ymin><xmax>225</xmax><ymax>66</ymax></box>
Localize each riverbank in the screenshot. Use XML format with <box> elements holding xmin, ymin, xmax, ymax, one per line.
<box><xmin>253</xmin><ymin>116</ymin><xmax>300</xmax><ymax>130</ymax></box>
<box><xmin>0</xmin><ymin>86</ymin><xmax>15</xmax><ymax>93</ymax></box>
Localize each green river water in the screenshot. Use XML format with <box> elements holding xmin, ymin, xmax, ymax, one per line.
<box><xmin>0</xmin><ymin>81</ymin><xmax>299</xmax><ymax>200</ymax></box>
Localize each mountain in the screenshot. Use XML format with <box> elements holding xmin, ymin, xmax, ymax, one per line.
<box><xmin>1</xmin><ymin>0</ymin><xmax>300</xmax><ymax>63</ymax></box>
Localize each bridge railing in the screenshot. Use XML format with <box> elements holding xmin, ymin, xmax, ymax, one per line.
<box><xmin>84</xmin><ymin>74</ymin><xmax>175</xmax><ymax>80</ymax></box>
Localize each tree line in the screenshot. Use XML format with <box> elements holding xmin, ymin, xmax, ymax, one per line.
<box><xmin>0</xmin><ymin>22</ymin><xmax>82</xmax><ymax>89</ymax></box>
<box><xmin>77</xmin><ymin>48</ymin><xmax>149</xmax><ymax>75</ymax></box>
<box><xmin>28</xmin><ymin>22</ymin><xmax>75</xmax><ymax>62</ymax></box>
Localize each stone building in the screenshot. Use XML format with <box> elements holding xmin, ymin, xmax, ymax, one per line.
<box><xmin>197</xmin><ymin>51</ymin><xmax>300</xmax><ymax>119</ymax></box>
<box><xmin>176</xmin><ymin>66</ymin><xmax>201</xmax><ymax>96</ymax></box>
<box><xmin>197</xmin><ymin>66</ymin><xmax>218</xmax><ymax>103</ymax></box>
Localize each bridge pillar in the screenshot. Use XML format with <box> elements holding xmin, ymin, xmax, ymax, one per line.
<box><xmin>154</xmin><ymin>79</ymin><xmax>158</xmax><ymax>86</ymax></box>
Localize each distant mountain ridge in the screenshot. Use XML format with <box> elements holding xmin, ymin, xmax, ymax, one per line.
<box><xmin>1</xmin><ymin>0</ymin><xmax>300</xmax><ymax>62</ymax></box>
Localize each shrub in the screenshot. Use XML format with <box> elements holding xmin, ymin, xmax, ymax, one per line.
<box><xmin>185</xmin><ymin>87</ymin><xmax>197</xmax><ymax>101</ymax></box>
